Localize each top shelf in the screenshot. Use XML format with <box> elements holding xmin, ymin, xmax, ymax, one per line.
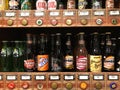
<box><xmin>0</xmin><ymin>9</ymin><xmax>120</xmax><ymax>28</ymax></box>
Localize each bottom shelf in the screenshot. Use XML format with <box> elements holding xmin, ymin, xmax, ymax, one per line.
<box><xmin>0</xmin><ymin>72</ymin><xmax>119</xmax><ymax>90</ymax></box>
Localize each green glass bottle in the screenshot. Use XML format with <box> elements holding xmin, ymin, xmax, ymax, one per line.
<box><xmin>21</xmin><ymin>0</ymin><xmax>32</xmax><ymax>10</ymax></box>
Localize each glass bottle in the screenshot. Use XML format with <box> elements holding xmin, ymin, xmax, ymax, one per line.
<box><xmin>90</xmin><ymin>32</ymin><xmax>102</xmax><ymax>72</ymax></box>
<box><xmin>51</xmin><ymin>33</ymin><xmax>63</xmax><ymax>72</ymax></box>
<box><xmin>48</xmin><ymin>0</ymin><xmax>57</xmax><ymax>10</ymax></box>
<box><xmin>36</xmin><ymin>0</ymin><xmax>47</xmax><ymax>10</ymax></box>
<box><xmin>0</xmin><ymin>41</ymin><xmax>12</xmax><ymax>72</ymax></box>
<box><xmin>24</xmin><ymin>34</ymin><xmax>35</xmax><ymax>72</ymax></box>
<box><xmin>64</xmin><ymin>33</ymin><xmax>74</xmax><ymax>71</ymax></box>
<box><xmin>21</xmin><ymin>0</ymin><xmax>32</xmax><ymax>10</ymax></box>
<box><xmin>67</xmin><ymin>0</ymin><xmax>75</xmax><ymax>9</ymax></box>
<box><xmin>106</xmin><ymin>0</ymin><xmax>114</xmax><ymax>9</ymax></box>
<box><xmin>116</xmin><ymin>37</ymin><xmax>120</xmax><ymax>71</ymax></box>
<box><xmin>37</xmin><ymin>33</ymin><xmax>49</xmax><ymax>72</ymax></box>
<box><xmin>78</xmin><ymin>0</ymin><xmax>87</xmax><ymax>9</ymax></box>
<box><xmin>76</xmin><ymin>32</ymin><xmax>89</xmax><ymax>72</ymax></box>
<box><xmin>9</xmin><ymin>0</ymin><xmax>20</xmax><ymax>10</ymax></box>
<box><xmin>103</xmin><ymin>32</ymin><xmax>115</xmax><ymax>72</ymax></box>
<box><xmin>92</xmin><ymin>0</ymin><xmax>102</xmax><ymax>9</ymax></box>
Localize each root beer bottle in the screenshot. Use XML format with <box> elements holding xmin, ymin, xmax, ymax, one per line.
<box><xmin>37</xmin><ymin>33</ymin><xmax>49</xmax><ymax>72</ymax></box>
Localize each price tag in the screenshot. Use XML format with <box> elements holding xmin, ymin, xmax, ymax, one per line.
<box><xmin>108</xmin><ymin>75</ymin><xmax>119</xmax><ymax>80</ymax></box>
<box><xmin>50</xmin><ymin>11</ymin><xmax>60</xmax><ymax>16</ymax></box>
<box><xmin>7</xmin><ymin>75</ymin><xmax>17</xmax><ymax>80</ymax></box>
<box><xmin>35</xmin><ymin>11</ymin><xmax>45</xmax><ymax>16</ymax></box>
<box><xmin>93</xmin><ymin>75</ymin><xmax>104</xmax><ymax>80</ymax></box>
<box><xmin>63</xmin><ymin>11</ymin><xmax>75</xmax><ymax>16</ymax></box>
<box><xmin>64</xmin><ymin>75</ymin><xmax>74</xmax><ymax>80</ymax></box>
<box><xmin>20</xmin><ymin>12</ymin><xmax>30</xmax><ymax>17</ymax></box>
<box><xmin>50</xmin><ymin>75</ymin><xmax>60</xmax><ymax>80</ymax></box>
<box><xmin>94</xmin><ymin>11</ymin><xmax>105</xmax><ymax>16</ymax></box>
<box><xmin>0</xmin><ymin>75</ymin><xmax>3</xmax><ymax>80</ymax></box>
<box><xmin>21</xmin><ymin>75</ymin><xmax>31</xmax><ymax>80</ymax></box>
<box><xmin>79</xmin><ymin>11</ymin><xmax>89</xmax><ymax>16</ymax></box>
<box><xmin>5</xmin><ymin>12</ymin><xmax>16</xmax><ymax>17</ymax></box>
<box><xmin>79</xmin><ymin>75</ymin><xmax>89</xmax><ymax>80</ymax></box>
<box><xmin>109</xmin><ymin>11</ymin><xmax>120</xmax><ymax>16</ymax></box>
<box><xmin>35</xmin><ymin>75</ymin><xmax>45</xmax><ymax>80</ymax></box>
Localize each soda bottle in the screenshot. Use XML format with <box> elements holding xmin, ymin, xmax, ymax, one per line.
<box><xmin>92</xmin><ymin>0</ymin><xmax>102</xmax><ymax>9</ymax></box>
<box><xmin>106</xmin><ymin>0</ymin><xmax>114</xmax><ymax>9</ymax></box>
<box><xmin>78</xmin><ymin>0</ymin><xmax>87</xmax><ymax>9</ymax></box>
<box><xmin>0</xmin><ymin>41</ymin><xmax>12</xmax><ymax>72</ymax></box>
<box><xmin>36</xmin><ymin>0</ymin><xmax>47</xmax><ymax>10</ymax></box>
<box><xmin>24</xmin><ymin>34</ymin><xmax>35</xmax><ymax>72</ymax></box>
<box><xmin>37</xmin><ymin>33</ymin><xmax>49</xmax><ymax>72</ymax></box>
<box><xmin>103</xmin><ymin>32</ymin><xmax>115</xmax><ymax>71</ymax></box>
<box><xmin>9</xmin><ymin>0</ymin><xmax>20</xmax><ymax>10</ymax></box>
<box><xmin>67</xmin><ymin>0</ymin><xmax>75</xmax><ymax>9</ymax></box>
<box><xmin>64</xmin><ymin>33</ymin><xmax>74</xmax><ymax>71</ymax></box>
<box><xmin>90</xmin><ymin>32</ymin><xmax>102</xmax><ymax>72</ymax></box>
<box><xmin>21</xmin><ymin>0</ymin><xmax>32</xmax><ymax>10</ymax></box>
<box><xmin>76</xmin><ymin>32</ymin><xmax>89</xmax><ymax>72</ymax></box>
<box><xmin>48</xmin><ymin>0</ymin><xmax>57</xmax><ymax>10</ymax></box>
<box><xmin>51</xmin><ymin>33</ymin><xmax>63</xmax><ymax>72</ymax></box>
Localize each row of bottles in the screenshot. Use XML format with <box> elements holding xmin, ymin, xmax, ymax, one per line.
<box><xmin>0</xmin><ymin>32</ymin><xmax>120</xmax><ymax>72</ymax></box>
<box><xmin>0</xmin><ymin>0</ymin><xmax>120</xmax><ymax>10</ymax></box>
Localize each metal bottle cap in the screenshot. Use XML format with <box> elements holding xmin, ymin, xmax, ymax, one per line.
<box><xmin>36</xmin><ymin>19</ymin><xmax>43</xmax><ymax>26</ymax></box>
<box><xmin>51</xmin><ymin>82</ymin><xmax>58</xmax><ymax>89</ymax></box>
<box><xmin>21</xmin><ymin>19</ymin><xmax>28</xmax><ymax>26</ymax></box>
<box><xmin>80</xmin><ymin>82</ymin><xmax>88</xmax><ymax>90</ymax></box>
<box><xmin>7</xmin><ymin>19</ymin><xmax>13</xmax><ymax>26</ymax></box>
<box><xmin>94</xmin><ymin>82</ymin><xmax>102</xmax><ymax>89</ymax></box>
<box><xmin>65</xmin><ymin>82</ymin><xmax>73</xmax><ymax>89</ymax></box>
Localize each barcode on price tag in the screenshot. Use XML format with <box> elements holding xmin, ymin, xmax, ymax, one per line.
<box><xmin>49</xmin><ymin>75</ymin><xmax>60</xmax><ymax>80</ymax></box>
<box><xmin>21</xmin><ymin>75</ymin><xmax>31</xmax><ymax>80</ymax></box>
<box><xmin>79</xmin><ymin>75</ymin><xmax>89</xmax><ymax>80</ymax></box>
<box><xmin>108</xmin><ymin>75</ymin><xmax>119</xmax><ymax>80</ymax></box>
<box><xmin>64</xmin><ymin>75</ymin><xmax>74</xmax><ymax>80</ymax></box>
<box><xmin>35</xmin><ymin>75</ymin><xmax>45</xmax><ymax>80</ymax></box>
<box><xmin>93</xmin><ymin>75</ymin><xmax>104</xmax><ymax>80</ymax></box>
<box><xmin>7</xmin><ymin>75</ymin><xmax>17</xmax><ymax>80</ymax></box>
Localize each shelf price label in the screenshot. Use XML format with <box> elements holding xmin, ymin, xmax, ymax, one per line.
<box><xmin>64</xmin><ymin>75</ymin><xmax>74</xmax><ymax>80</ymax></box>
<box><xmin>63</xmin><ymin>11</ymin><xmax>75</xmax><ymax>16</ymax></box>
<box><xmin>35</xmin><ymin>11</ymin><xmax>45</xmax><ymax>16</ymax></box>
<box><xmin>0</xmin><ymin>75</ymin><xmax>3</xmax><ymax>80</ymax></box>
<box><xmin>49</xmin><ymin>11</ymin><xmax>60</xmax><ymax>16</ymax></box>
<box><xmin>94</xmin><ymin>11</ymin><xmax>105</xmax><ymax>16</ymax></box>
<box><xmin>79</xmin><ymin>11</ymin><xmax>89</xmax><ymax>16</ymax></box>
<box><xmin>21</xmin><ymin>75</ymin><xmax>31</xmax><ymax>80</ymax></box>
<box><xmin>20</xmin><ymin>12</ymin><xmax>30</xmax><ymax>17</ymax></box>
<box><xmin>5</xmin><ymin>12</ymin><xmax>16</xmax><ymax>17</ymax></box>
<box><xmin>49</xmin><ymin>75</ymin><xmax>60</xmax><ymax>80</ymax></box>
<box><xmin>7</xmin><ymin>75</ymin><xmax>17</xmax><ymax>80</ymax></box>
<box><xmin>109</xmin><ymin>11</ymin><xmax>120</xmax><ymax>16</ymax></box>
<box><xmin>35</xmin><ymin>75</ymin><xmax>46</xmax><ymax>80</ymax></box>
<box><xmin>93</xmin><ymin>75</ymin><xmax>104</xmax><ymax>80</ymax></box>
<box><xmin>79</xmin><ymin>75</ymin><xmax>89</xmax><ymax>80</ymax></box>
<box><xmin>108</xmin><ymin>75</ymin><xmax>119</xmax><ymax>80</ymax></box>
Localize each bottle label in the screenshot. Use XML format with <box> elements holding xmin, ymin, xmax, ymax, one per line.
<box><xmin>106</xmin><ymin>0</ymin><xmax>114</xmax><ymax>8</ymax></box>
<box><xmin>9</xmin><ymin>0</ymin><xmax>19</xmax><ymax>10</ymax></box>
<box><xmin>48</xmin><ymin>0</ymin><xmax>57</xmax><ymax>10</ymax></box>
<box><xmin>104</xmin><ymin>56</ymin><xmax>114</xmax><ymax>70</ymax></box>
<box><xmin>92</xmin><ymin>1</ymin><xmax>101</xmax><ymax>9</ymax></box>
<box><xmin>37</xmin><ymin>55</ymin><xmax>49</xmax><ymax>71</ymax></box>
<box><xmin>21</xmin><ymin>0</ymin><xmax>31</xmax><ymax>10</ymax></box>
<box><xmin>13</xmin><ymin>48</ymin><xmax>19</xmax><ymax>57</ymax></box>
<box><xmin>90</xmin><ymin>55</ymin><xmax>102</xmax><ymax>72</ymax></box>
<box><xmin>67</xmin><ymin>0</ymin><xmax>75</xmax><ymax>9</ymax></box>
<box><xmin>1</xmin><ymin>48</ymin><xmax>6</xmax><ymax>57</ymax></box>
<box><xmin>78</xmin><ymin>0</ymin><xmax>87</xmax><ymax>9</ymax></box>
<box><xmin>65</xmin><ymin>55</ymin><xmax>74</xmax><ymax>69</ymax></box>
<box><xmin>76</xmin><ymin>56</ymin><xmax>87</xmax><ymax>71</ymax></box>
<box><xmin>36</xmin><ymin>0</ymin><xmax>47</xmax><ymax>10</ymax></box>
<box><xmin>51</xmin><ymin>57</ymin><xmax>62</xmax><ymax>71</ymax></box>
<box><xmin>24</xmin><ymin>59</ymin><xmax>35</xmax><ymax>69</ymax></box>
<box><xmin>116</xmin><ymin>60</ymin><xmax>120</xmax><ymax>71</ymax></box>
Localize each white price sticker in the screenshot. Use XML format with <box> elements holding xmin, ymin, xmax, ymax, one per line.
<box><xmin>94</xmin><ymin>11</ymin><xmax>105</xmax><ymax>16</ymax></box>
<box><xmin>35</xmin><ymin>12</ymin><xmax>44</xmax><ymax>16</ymax></box>
<box><xmin>35</xmin><ymin>75</ymin><xmax>45</xmax><ymax>80</ymax></box>
<box><xmin>20</xmin><ymin>12</ymin><xmax>30</xmax><ymax>17</ymax></box>
<box><xmin>21</xmin><ymin>75</ymin><xmax>31</xmax><ymax>80</ymax></box>
<box><xmin>64</xmin><ymin>75</ymin><xmax>74</xmax><ymax>80</ymax></box>
<box><xmin>50</xmin><ymin>12</ymin><xmax>60</xmax><ymax>16</ymax></box>
<box><xmin>0</xmin><ymin>75</ymin><xmax>2</xmax><ymax>80</ymax></box>
<box><xmin>5</xmin><ymin>12</ymin><xmax>16</xmax><ymax>17</ymax></box>
<box><xmin>7</xmin><ymin>75</ymin><xmax>16</xmax><ymax>80</ymax></box>
<box><xmin>79</xmin><ymin>11</ymin><xmax>89</xmax><ymax>16</ymax></box>
<box><xmin>64</xmin><ymin>11</ymin><xmax>74</xmax><ymax>16</ymax></box>
<box><xmin>108</xmin><ymin>75</ymin><xmax>118</xmax><ymax>80</ymax></box>
<box><xmin>94</xmin><ymin>75</ymin><xmax>104</xmax><ymax>80</ymax></box>
<box><xmin>109</xmin><ymin>11</ymin><xmax>120</xmax><ymax>16</ymax></box>
<box><xmin>50</xmin><ymin>75</ymin><xmax>60</xmax><ymax>80</ymax></box>
<box><xmin>79</xmin><ymin>75</ymin><xmax>89</xmax><ymax>80</ymax></box>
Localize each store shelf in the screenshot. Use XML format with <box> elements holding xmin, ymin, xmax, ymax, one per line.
<box><xmin>0</xmin><ymin>9</ymin><xmax>120</xmax><ymax>28</ymax></box>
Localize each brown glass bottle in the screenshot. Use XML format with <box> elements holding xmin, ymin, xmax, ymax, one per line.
<box><xmin>103</xmin><ymin>32</ymin><xmax>115</xmax><ymax>72</ymax></box>
<box><xmin>90</xmin><ymin>32</ymin><xmax>102</xmax><ymax>72</ymax></box>
<box><xmin>75</xmin><ymin>32</ymin><xmax>88</xmax><ymax>72</ymax></box>
<box><xmin>64</xmin><ymin>33</ymin><xmax>74</xmax><ymax>72</ymax></box>
<box><xmin>37</xmin><ymin>33</ymin><xmax>49</xmax><ymax>72</ymax></box>
<box><xmin>24</xmin><ymin>34</ymin><xmax>35</xmax><ymax>72</ymax></box>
